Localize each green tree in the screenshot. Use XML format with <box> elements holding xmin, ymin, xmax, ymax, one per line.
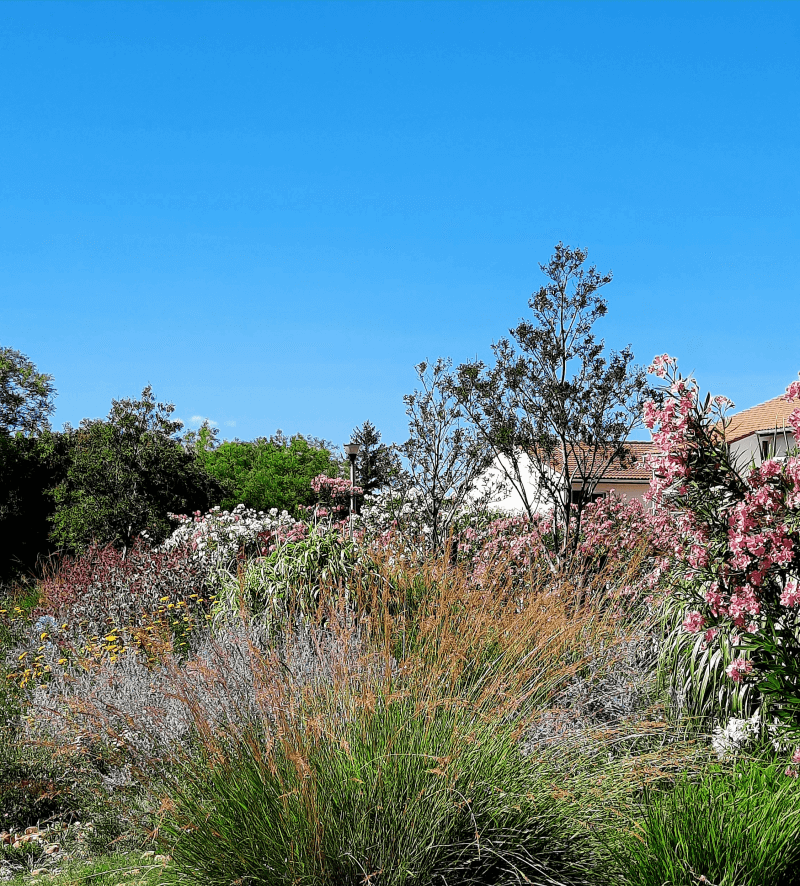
<box><xmin>198</xmin><ymin>433</ymin><xmax>341</xmax><ymax>518</ymax></box>
<box><xmin>350</xmin><ymin>420</ymin><xmax>400</xmax><ymax>504</ymax></box>
<box><xmin>50</xmin><ymin>386</ymin><xmax>222</xmax><ymax>555</ymax></box>
<box><xmin>0</xmin><ymin>346</ymin><xmax>59</xmax><ymax>580</ymax></box>
<box><xmin>450</xmin><ymin>243</ymin><xmax>650</xmax><ymax>566</ymax></box>
<box><xmin>0</xmin><ymin>345</ymin><xmax>55</xmax><ymax>436</ymax></box>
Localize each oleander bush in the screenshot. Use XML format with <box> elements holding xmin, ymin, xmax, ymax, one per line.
<box><xmin>645</xmin><ymin>356</ymin><xmax>800</xmax><ymax>739</ymax></box>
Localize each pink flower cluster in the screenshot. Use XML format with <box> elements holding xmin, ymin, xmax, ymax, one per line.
<box><xmin>648</xmin><ymin>354</ymin><xmax>677</xmax><ymax>378</ymax></box>
<box><xmin>725</xmin><ymin>657</ymin><xmax>753</xmax><ymax>683</ymax></box>
<box><xmin>310</xmin><ymin>474</ymin><xmax>363</xmax><ymax>523</ymax></box>
<box><xmin>459</xmin><ymin>513</ymin><xmax>549</xmax><ymax>586</ymax></box>
<box><xmin>780</xmin><ymin>579</ymin><xmax>800</xmax><ymax>607</ymax></box>
<box><xmin>310</xmin><ymin>475</ymin><xmax>363</xmax><ymax>499</ymax></box>
<box><xmin>644</xmin><ymin>354</ymin><xmax>800</xmax><ymax>721</ymax></box>
<box><xmin>682</xmin><ymin>610</ymin><xmax>706</xmax><ymax>633</ymax></box>
<box><xmin>643</xmin><ymin>375</ymin><xmax>698</xmax><ymax>501</ymax></box>
<box><xmin>455</xmin><ymin>492</ymin><xmax>670</xmax><ymax>595</ymax></box>
<box><xmin>785</xmin><ymin>375</ymin><xmax>800</xmax><ymax>440</ymax></box>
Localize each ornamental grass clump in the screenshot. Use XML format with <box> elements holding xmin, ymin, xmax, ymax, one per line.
<box><xmin>607</xmin><ymin>754</ymin><xmax>800</xmax><ymax>886</ymax></box>
<box><xmin>150</xmin><ymin>553</ymin><xmax>649</xmax><ymax>886</ymax></box>
<box><xmin>217</xmin><ymin>523</ymin><xmax>367</xmax><ymax>624</ymax></box>
<box><xmin>14</xmin><ymin>533</ymin><xmax>668</xmax><ymax>885</ymax></box>
<box><xmin>162</xmin><ymin>692</ymin><xmax>600</xmax><ymax>886</ymax></box>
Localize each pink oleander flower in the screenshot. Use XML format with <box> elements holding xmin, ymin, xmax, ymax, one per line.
<box><xmin>683</xmin><ymin>611</ymin><xmax>706</xmax><ymax>633</ymax></box>
<box><xmin>789</xmin><ymin>409</ymin><xmax>800</xmax><ymax>439</ymax></box>
<box><xmin>785</xmin><ymin>378</ymin><xmax>800</xmax><ymax>401</ymax></box>
<box><xmin>781</xmin><ymin>579</ymin><xmax>800</xmax><ymax>607</ymax></box>
<box><xmin>726</xmin><ymin>657</ymin><xmax>753</xmax><ymax>683</ymax></box>
<box><xmin>648</xmin><ymin>353</ymin><xmax>676</xmax><ymax>378</ymax></box>
<box><xmin>785</xmin><ymin>766</ymin><xmax>799</xmax><ymax>778</ymax></box>
<box><xmin>792</xmin><ymin>748</ymin><xmax>800</xmax><ymax>764</ymax></box>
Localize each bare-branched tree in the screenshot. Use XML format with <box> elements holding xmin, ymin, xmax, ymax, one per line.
<box><xmin>450</xmin><ymin>243</ymin><xmax>651</xmax><ymax>567</ymax></box>
<box><xmin>400</xmin><ymin>358</ymin><xmax>493</xmax><ymax>554</ymax></box>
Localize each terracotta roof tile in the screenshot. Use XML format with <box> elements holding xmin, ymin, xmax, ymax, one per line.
<box><xmin>555</xmin><ymin>441</ymin><xmax>654</xmax><ymax>483</ymax></box>
<box><xmin>724</xmin><ymin>396</ymin><xmax>798</xmax><ymax>443</ymax></box>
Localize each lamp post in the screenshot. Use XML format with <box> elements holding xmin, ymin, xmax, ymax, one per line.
<box><xmin>343</xmin><ymin>442</ymin><xmax>361</xmax><ymax>539</ymax></box>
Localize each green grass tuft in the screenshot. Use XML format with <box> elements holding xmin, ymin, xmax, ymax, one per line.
<box><xmin>606</xmin><ymin>754</ymin><xmax>800</xmax><ymax>886</ymax></box>
<box><xmin>163</xmin><ymin>694</ymin><xmax>600</xmax><ymax>886</ymax></box>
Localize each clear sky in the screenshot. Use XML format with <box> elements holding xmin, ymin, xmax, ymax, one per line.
<box><xmin>2</xmin><ymin>1</ymin><xmax>798</xmax><ymax>449</ymax></box>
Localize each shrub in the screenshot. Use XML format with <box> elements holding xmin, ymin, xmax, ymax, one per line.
<box><xmin>5</xmin><ymin>541</ymin><xmax>212</xmax><ymax>687</ymax></box>
<box><xmin>644</xmin><ymin>356</ymin><xmax>800</xmax><ymax>743</ymax></box>
<box><xmin>39</xmin><ymin>540</ymin><xmax>209</xmax><ymax>634</ymax></box>
<box><xmin>221</xmin><ymin>524</ymin><xmax>367</xmax><ymax>621</ymax></box>
<box><xmin>309</xmin><ymin>473</ymin><xmax>361</xmax><ymax>522</ymax></box>
<box><xmin>163</xmin><ymin>694</ymin><xmax>599</xmax><ymax>886</ymax></box>
<box><xmin>0</xmin><ymin>740</ymin><xmax>105</xmax><ymax>833</ymax></box>
<box><xmin>161</xmin><ymin>503</ymin><xmax>307</xmax><ymax>577</ymax></box>
<box><xmin>607</xmin><ymin>756</ymin><xmax>800</xmax><ymax>886</ymax></box>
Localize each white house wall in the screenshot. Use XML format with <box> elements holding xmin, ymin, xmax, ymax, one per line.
<box><xmin>729</xmin><ymin>431</ymin><xmax>796</xmax><ymax>473</ymax></box>
<box><xmin>475</xmin><ymin>452</ymin><xmax>560</xmax><ymax>515</ymax></box>
<box><xmin>477</xmin><ymin>454</ymin><xmax>651</xmax><ymax>513</ymax></box>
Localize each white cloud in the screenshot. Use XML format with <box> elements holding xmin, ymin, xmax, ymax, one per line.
<box><xmin>190</xmin><ymin>415</ymin><xmax>218</xmax><ymax>427</ymax></box>
<box><xmin>225</xmin><ymin>420</ymin><xmax>236</xmax><ymax>427</ymax></box>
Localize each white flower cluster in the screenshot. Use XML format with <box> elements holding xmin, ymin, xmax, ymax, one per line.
<box><xmin>354</xmin><ymin>489</ymin><xmax>432</xmax><ymax>560</ymax></box>
<box><xmin>711</xmin><ymin>710</ymin><xmax>792</xmax><ymax>760</ymax></box>
<box><xmin>711</xmin><ymin>713</ymin><xmax>761</xmax><ymax>759</ymax></box>
<box><xmin>355</xmin><ymin>488</ymin><xmax>496</xmax><ymax>562</ymax></box>
<box><xmin>161</xmin><ymin>504</ymin><xmax>302</xmax><ymax>575</ymax></box>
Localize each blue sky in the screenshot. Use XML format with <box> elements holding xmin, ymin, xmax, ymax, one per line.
<box><xmin>2</xmin><ymin>1</ymin><xmax>798</xmax><ymax>449</ymax></box>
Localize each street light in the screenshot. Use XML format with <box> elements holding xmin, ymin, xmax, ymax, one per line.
<box><xmin>344</xmin><ymin>442</ymin><xmax>361</xmax><ymax>538</ymax></box>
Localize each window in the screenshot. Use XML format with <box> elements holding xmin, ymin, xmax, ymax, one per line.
<box><xmin>761</xmin><ymin>438</ymin><xmax>771</xmax><ymax>461</ymax></box>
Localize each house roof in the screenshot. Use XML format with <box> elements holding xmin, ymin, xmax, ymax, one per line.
<box><xmin>723</xmin><ymin>396</ymin><xmax>798</xmax><ymax>444</ymax></box>
<box><xmin>555</xmin><ymin>441</ymin><xmax>654</xmax><ymax>484</ymax></box>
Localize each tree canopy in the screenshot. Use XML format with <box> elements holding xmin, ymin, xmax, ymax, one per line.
<box><xmin>0</xmin><ymin>345</ymin><xmax>55</xmax><ymax>436</ymax></box>
<box><xmin>50</xmin><ymin>386</ymin><xmax>222</xmax><ymax>555</ymax></box>
<box><xmin>197</xmin><ymin>433</ymin><xmax>342</xmax><ymax>518</ymax></box>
